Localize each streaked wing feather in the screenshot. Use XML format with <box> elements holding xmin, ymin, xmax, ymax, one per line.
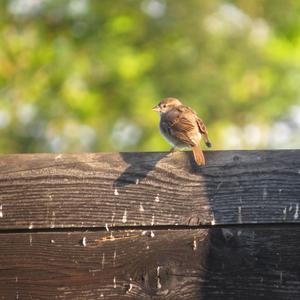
<box><xmin>164</xmin><ymin>108</ymin><xmax>198</xmax><ymax>146</ymax></box>
<box><xmin>196</xmin><ymin>117</ymin><xmax>208</xmax><ymax>134</ymax></box>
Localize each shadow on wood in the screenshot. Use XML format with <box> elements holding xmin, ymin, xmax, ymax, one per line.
<box><xmin>114</xmin><ymin>152</ymin><xmax>169</xmax><ymax>187</ymax></box>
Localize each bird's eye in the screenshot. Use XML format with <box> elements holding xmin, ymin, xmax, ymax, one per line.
<box><xmin>163</xmin><ymin>104</ymin><xmax>166</xmax><ymax>108</ymax></box>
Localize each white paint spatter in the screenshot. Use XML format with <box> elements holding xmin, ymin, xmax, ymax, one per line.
<box><xmin>122</xmin><ymin>209</ymin><xmax>127</xmax><ymax>223</ymax></box>
<box><xmin>150</xmin><ymin>231</ymin><xmax>155</xmax><ymax>238</ymax></box>
<box><xmin>114</xmin><ymin>189</ymin><xmax>119</xmax><ymax>196</ymax></box>
<box><xmin>146</xmin><ymin>245</ymin><xmax>150</xmax><ymax>250</ymax></box>
<box><xmin>29</xmin><ymin>234</ymin><xmax>32</xmax><ymax>246</ymax></box>
<box><xmin>0</xmin><ymin>204</ymin><xmax>3</xmax><ymax>218</ymax></box>
<box><xmin>100</xmin><ymin>293</ymin><xmax>104</xmax><ymax>297</ymax></box>
<box><xmin>81</xmin><ymin>237</ymin><xmax>87</xmax><ymax>247</ymax></box>
<box><xmin>127</xmin><ymin>278</ymin><xmax>133</xmax><ymax>293</ymax></box>
<box><xmin>113</xmin><ymin>276</ymin><xmax>117</xmax><ymax>288</ymax></box>
<box><xmin>211</xmin><ymin>211</ymin><xmax>216</xmax><ymax>225</ymax></box>
<box><xmin>110</xmin><ymin>232</ymin><xmax>115</xmax><ymax>241</ymax></box>
<box><xmin>193</xmin><ymin>238</ymin><xmax>197</xmax><ymax>251</ymax></box>
<box><xmin>151</xmin><ymin>215</ymin><xmax>155</xmax><ymax>226</ymax></box>
<box><xmin>50</xmin><ymin>211</ymin><xmax>56</xmax><ymax>228</ymax></box>
<box><xmin>263</xmin><ymin>187</ymin><xmax>268</xmax><ymax>201</ymax></box>
<box><xmin>14</xmin><ymin>277</ymin><xmax>19</xmax><ymax>299</ymax></box>
<box><xmin>102</xmin><ymin>253</ymin><xmax>105</xmax><ymax>269</ymax></box>
<box><xmin>283</xmin><ymin>207</ymin><xmax>287</xmax><ymax>220</ymax></box>
<box><xmin>157</xmin><ymin>266</ymin><xmax>162</xmax><ymax>289</ymax></box>
<box><xmin>113</xmin><ymin>250</ymin><xmax>117</xmax><ymax>266</ymax></box>
<box><xmin>139</xmin><ymin>203</ymin><xmax>144</xmax><ymax>212</ymax></box>
<box><xmin>141</xmin><ymin>230</ymin><xmax>147</xmax><ymax>236</ymax></box>
<box><xmin>28</xmin><ymin>223</ymin><xmax>33</xmax><ymax>230</ymax></box>
<box><xmin>294</xmin><ymin>203</ymin><xmax>299</xmax><ymax>220</ymax></box>
<box><xmin>105</xmin><ymin>224</ymin><xmax>109</xmax><ymax>232</ymax></box>
<box><xmin>155</xmin><ymin>194</ymin><xmax>160</xmax><ymax>202</ymax></box>
<box><xmin>135</xmin><ymin>179</ymin><xmax>139</xmax><ymax>185</ymax></box>
<box><xmin>238</xmin><ymin>206</ymin><xmax>242</xmax><ymax>224</ymax></box>
<box><xmin>55</xmin><ymin>154</ymin><xmax>62</xmax><ymax>160</ymax></box>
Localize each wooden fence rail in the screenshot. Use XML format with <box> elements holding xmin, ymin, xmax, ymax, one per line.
<box><xmin>0</xmin><ymin>150</ymin><xmax>300</xmax><ymax>299</ymax></box>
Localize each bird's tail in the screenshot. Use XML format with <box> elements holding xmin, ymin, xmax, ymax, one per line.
<box><xmin>192</xmin><ymin>145</ymin><xmax>205</xmax><ymax>165</ymax></box>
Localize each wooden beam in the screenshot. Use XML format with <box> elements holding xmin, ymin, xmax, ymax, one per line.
<box><xmin>0</xmin><ymin>150</ymin><xmax>299</xmax><ymax>229</ymax></box>
<box><xmin>0</xmin><ymin>228</ymin><xmax>300</xmax><ymax>299</ymax></box>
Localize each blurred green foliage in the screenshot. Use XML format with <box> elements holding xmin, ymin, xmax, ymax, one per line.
<box><xmin>0</xmin><ymin>0</ymin><xmax>300</xmax><ymax>153</ymax></box>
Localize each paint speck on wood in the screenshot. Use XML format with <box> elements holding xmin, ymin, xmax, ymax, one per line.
<box><xmin>283</xmin><ymin>207</ymin><xmax>287</xmax><ymax>220</ymax></box>
<box><xmin>105</xmin><ymin>224</ymin><xmax>109</xmax><ymax>232</ymax></box>
<box><xmin>263</xmin><ymin>187</ymin><xmax>268</xmax><ymax>200</ymax></box>
<box><xmin>139</xmin><ymin>203</ymin><xmax>144</xmax><ymax>212</ymax></box>
<box><xmin>114</xmin><ymin>189</ymin><xmax>119</xmax><ymax>196</ymax></box>
<box><xmin>157</xmin><ymin>266</ymin><xmax>162</xmax><ymax>289</ymax></box>
<box><xmin>294</xmin><ymin>204</ymin><xmax>299</xmax><ymax>219</ymax></box>
<box><xmin>127</xmin><ymin>277</ymin><xmax>133</xmax><ymax>293</ymax></box>
<box><xmin>109</xmin><ymin>232</ymin><xmax>115</xmax><ymax>241</ymax></box>
<box><xmin>151</xmin><ymin>215</ymin><xmax>155</xmax><ymax>226</ymax></box>
<box><xmin>238</xmin><ymin>206</ymin><xmax>242</xmax><ymax>224</ymax></box>
<box><xmin>155</xmin><ymin>194</ymin><xmax>160</xmax><ymax>202</ymax></box>
<box><xmin>113</xmin><ymin>276</ymin><xmax>116</xmax><ymax>289</ymax></box>
<box><xmin>102</xmin><ymin>253</ymin><xmax>105</xmax><ymax>269</ymax></box>
<box><xmin>113</xmin><ymin>250</ymin><xmax>117</xmax><ymax>266</ymax></box>
<box><xmin>0</xmin><ymin>204</ymin><xmax>2</xmax><ymax>218</ymax></box>
<box><xmin>122</xmin><ymin>209</ymin><xmax>127</xmax><ymax>223</ymax></box>
<box><xmin>193</xmin><ymin>238</ymin><xmax>197</xmax><ymax>251</ymax></box>
<box><xmin>81</xmin><ymin>237</ymin><xmax>87</xmax><ymax>247</ymax></box>
<box><xmin>55</xmin><ymin>154</ymin><xmax>62</xmax><ymax>160</ymax></box>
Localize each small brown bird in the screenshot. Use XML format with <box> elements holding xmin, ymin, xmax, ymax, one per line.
<box><xmin>152</xmin><ymin>98</ymin><xmax>211</xmax><ymax>165</ymax></box>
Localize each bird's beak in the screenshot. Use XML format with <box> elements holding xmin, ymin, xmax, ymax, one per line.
<box><xmin>152</xmin><ymin>105</ymin><xmax>160</xmax><ymax>112</ymax></box>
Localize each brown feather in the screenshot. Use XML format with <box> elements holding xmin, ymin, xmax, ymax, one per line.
<box><xmin>192</xmin><ymin>145</ymin><xmax>205</xmax><ymax>165</ymax></box>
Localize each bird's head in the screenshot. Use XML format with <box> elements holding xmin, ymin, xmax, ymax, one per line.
<box><xmin>152</xmin><ymin>98</ymin><xmax>182</xmax><ymax>114</ymax></box>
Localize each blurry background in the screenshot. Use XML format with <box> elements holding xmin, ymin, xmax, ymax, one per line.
<box><xmin>0</xmin><ymin>0</ymin><xmax>300</xmax><ymax>153</ymax></box>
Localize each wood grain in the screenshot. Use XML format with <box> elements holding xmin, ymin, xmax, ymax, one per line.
<box><xmin>0</xmin><ymin>227</ymin><xmax>300</xmax><ymax>299</ymax></box>
<box><xmin>0</xmin><ymin>150</ymin><xmax>300</xmax><ymax>229</ymax></box>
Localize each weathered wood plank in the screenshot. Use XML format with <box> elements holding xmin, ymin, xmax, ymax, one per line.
<box><xmin>0</xmin><ymin>150</ymin><xmax>299</xmax><ymax>229</ymax></box>
<box><xmin>0</xmin><ymin>227</ymin><xmax>300</xmax><ymax>299</ymax></box>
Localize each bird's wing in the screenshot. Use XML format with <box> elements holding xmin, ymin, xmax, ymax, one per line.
<box><xmin>181</xmin><ymin>106</ymin><xmax>208</xmax><ymax>134</ymax></box>
<box><xmin>165</xmin><ymin>107</ymin><xmax>199</xmax><ymax>146</ymax></box>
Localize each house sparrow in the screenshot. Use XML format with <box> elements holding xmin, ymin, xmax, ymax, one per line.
<box><xmin>152</xmin><ymin>98</ymin><xmax>211</xmax><ymax>165</ymax></box>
